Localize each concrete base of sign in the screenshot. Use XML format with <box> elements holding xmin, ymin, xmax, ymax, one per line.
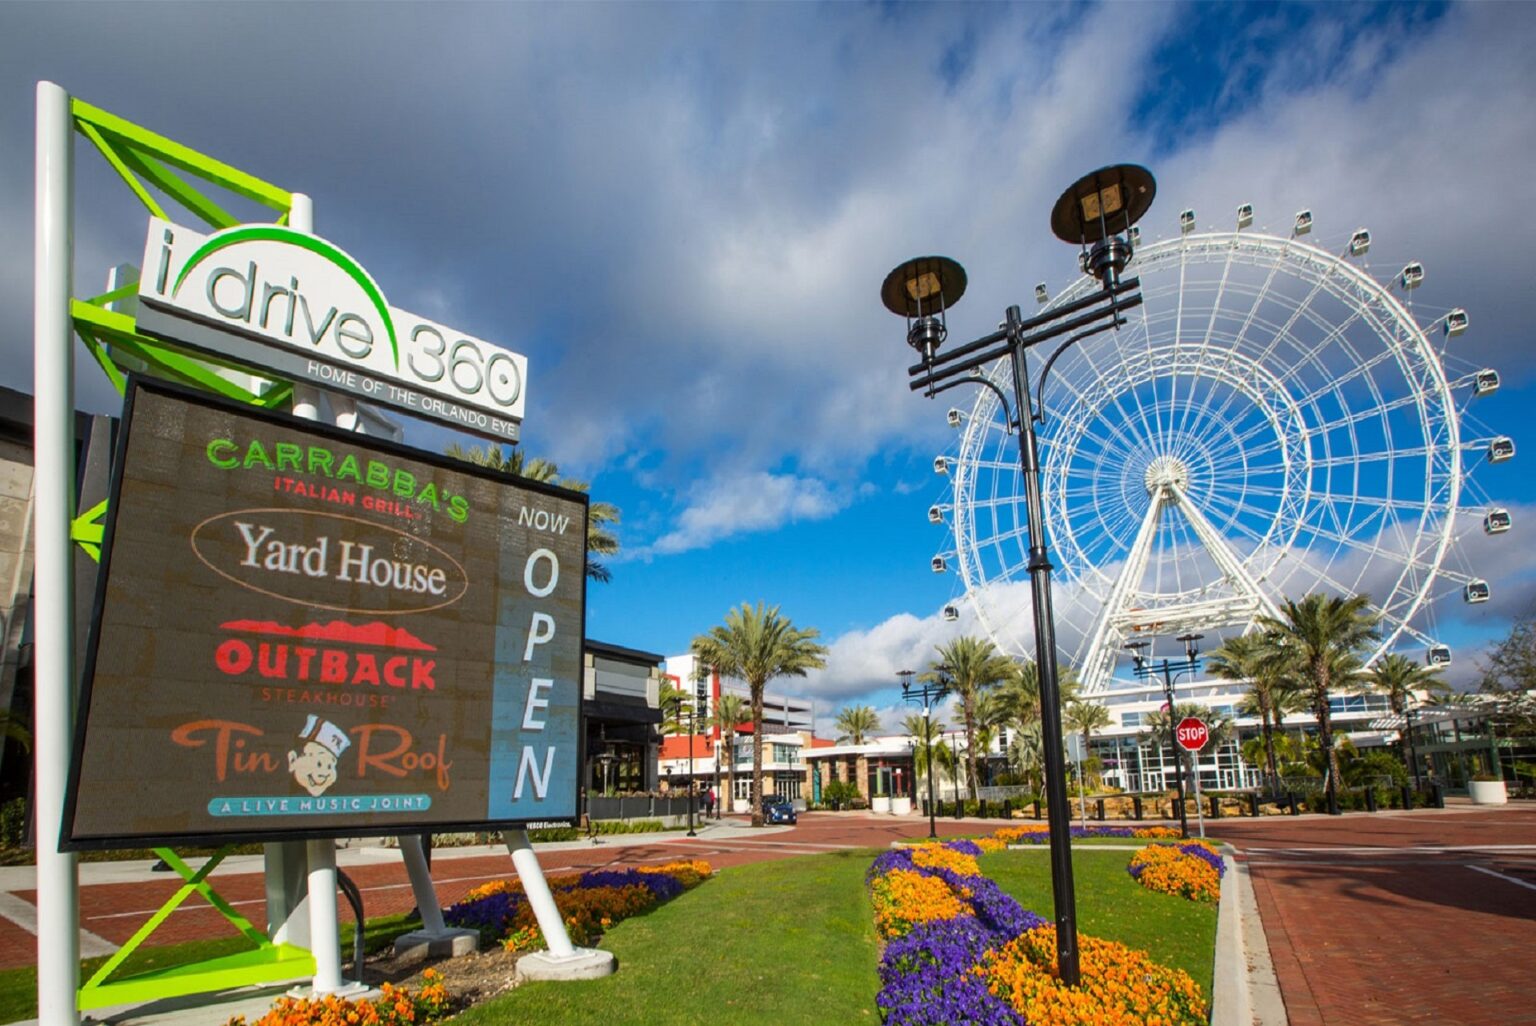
<box><xmin>393</xmin><ymin>927</ymin><xmax>481</xmax><ymax>960</ymax></box>
<box><xmin>288</xmin><ymin>981</ymin><xmax>378</xmax><ymax>1001</ymax></box>
<box><xmin>515</xmin><ymin>947</ymin><xmax>616</xmax><ymax>983</ymax></box>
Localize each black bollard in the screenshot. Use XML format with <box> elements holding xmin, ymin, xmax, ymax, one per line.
<box><xmin>1033</xmin><ymin>799</ymin><xmax>1042</xmax><ymax>821</ymax></box>
<box><xmin>1209</xmin><ymin>794</ymin><xmax>1221</xmax><ymax>819</ymax></box>
<box><xmin>1132</xmin><ymin>795</ymin><xmax>1143</xmax><ymax>821</ymax></box>
<box><xmin>1287</xmin><ymin>791</ymin><xmax>1299</xmax><ymax>816</ymax></box>
<box><xmin>1401</xmin><ymin>784</ymin><xmax>1414</xmax><ymax>811</ymax></box>
<box><xmin>1095</xmin><ymin>798</ymin><xmax>1106</xmax><ymax>822</ymax></box>
<box><xmin>1247</xmin><ymin>793</ymin><xmax>1260</xmax><ymax>818</ymax></box>
<box><xmin>1364</xmin><ymin>786</ymin><xmax>1378</xmax><ymax>813</ymax></box>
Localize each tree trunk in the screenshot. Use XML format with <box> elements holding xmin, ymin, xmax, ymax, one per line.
<box><xmin>1260</xmin><ymin>693</ymin><xmax>1280</xmax><ymax>793</ymax></box>
<box><xmin>724</xmin><ymin>729</ymin><xmax>736</xmax><ymax>815</ymax></box>
<box><xmin>750</xmin><ymin>682</ymin><xmax>765</xmax><ymax>828</ymax></box>
<box><xmin>1315</xmin><ymin>663</ymin><xmax>1341</xmax><ymax>814</ymax></box>
<box><xmin>962</xmin><ymin>693</ymin><xmax>978</xmax><ymax>802</ymax></box>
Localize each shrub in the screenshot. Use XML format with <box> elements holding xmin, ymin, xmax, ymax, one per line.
<box><xmin>0</xmin><ymin>798</ymin><xmax>27</xmax><ymax>850</ymax></box>
<box><xmin>227</xmin><ymin>970</ymin><xmax>449</xmax><ymax>1026</ymax></box>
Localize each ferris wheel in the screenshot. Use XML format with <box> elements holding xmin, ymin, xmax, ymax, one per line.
<box><xmin>936</xmin><ymin>208</ymin><xmax>1511</xmax><ymax>695</ymax></box>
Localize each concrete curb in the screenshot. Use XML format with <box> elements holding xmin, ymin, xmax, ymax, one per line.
<box><xmin>1211</xmin><ymin>845</ymin><xmax>1285</xmax><ymax>1026</ymax></box>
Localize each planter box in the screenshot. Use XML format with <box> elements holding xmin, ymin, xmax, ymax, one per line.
<box><xmin>871</xmin><ymin>795</ymin><xmax>892</xmax><ymax>814</ymax></box>
<box><xmin>1469</xmin><ymin>779</ymin><xmax>1508</xmax><ymax>805</ymax></box>
<box><xmin>890</xmin><ymin>796</ymin><xmax>913</xmax><ymax>816</ymax></box>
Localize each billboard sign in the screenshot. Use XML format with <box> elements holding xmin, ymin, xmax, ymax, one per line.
<box><xmin>63</xmin><ymin>379</ymin><xmax>585</xmax><ymax>848</ymax></box>
<box><xmin>135</xmin><ymin>218</ymin><xmax>526</xmax><ymax>440</ymax></box>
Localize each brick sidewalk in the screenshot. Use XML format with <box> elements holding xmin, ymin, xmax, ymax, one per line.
<box><xmin>1219</xmin><ymin>806</ymin><xmax>1536</xmax><ymax>1026</ymax></box>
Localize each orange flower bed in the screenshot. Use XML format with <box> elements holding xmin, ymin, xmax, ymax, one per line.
<box><xmin>869</xmin><ymin>868</ymin><xmax>968</xmax><ymax>938</ymax></box>
<box><xmin>639</xmin><ymin>859</ymin><xmax>713</xmax><ymax>888</ymax></box>
<box><xmin>1127</xmin><ymin>842</ymin><xmax>1223</xmax><ymax>902</ymax></box>
<box><xmin>910</xmin><ymin>842</ymin><xmax>982</xmax><ymax>878</ymax></box>
<box><xmin>228</xmin><ymin>970</ymin><xmax>449</xmax><ymax>1026</ymax></box>
<box><xmin>981</xmin><ymin>925</ymin><xmax>1207</xmax><ymax>1025</ymax></box>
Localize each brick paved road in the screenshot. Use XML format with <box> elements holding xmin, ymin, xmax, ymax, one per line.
<box><xmin>6</xmin><ymin>804</ymin><xmax>1534</xmax><ymax>1026</ymax></box>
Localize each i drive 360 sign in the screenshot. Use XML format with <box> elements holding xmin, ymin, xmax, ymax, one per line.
<box><xmin>135</xmin><ymin>218</ymin><xmax>527</xmax><ymax>441</ymax></box>
<box><xmin>63</xmin><ymin>379</ymin><xmax>585</xmax><ymax>848</ymax></box>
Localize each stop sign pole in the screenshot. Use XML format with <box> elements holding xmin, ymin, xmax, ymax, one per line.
<box><xmin>1177</xmin><ymin>717</ymin><xmax>1210</xmax><ymax>839</ymax></box>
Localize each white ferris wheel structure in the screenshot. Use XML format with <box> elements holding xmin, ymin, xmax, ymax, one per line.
<box><xmin>935</xmin><ymin>207</ymin><xmax>1511</xmax><ymax>697</ymax></box>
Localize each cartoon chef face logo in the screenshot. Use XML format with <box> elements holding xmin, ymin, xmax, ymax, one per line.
<box><xmin>288</xmin><ymin>715</ymin><xmax>351</xmax><ymax>796</ymax></box>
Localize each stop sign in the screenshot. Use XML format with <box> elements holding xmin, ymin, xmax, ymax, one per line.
<box><xmin>1175</xmin><ymin>717</ymin><xmax>1209</xmax><ymax>751</ymax></box>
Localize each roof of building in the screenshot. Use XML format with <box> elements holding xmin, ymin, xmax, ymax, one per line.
<box><xmin>658</xmin><ymin>735</ymin><xmax>717</xmax><ymax>760</ymax></box>
<box><xmin>587</xmin><ymin>639</ymin><xmax>665</xmax><ymax>666</ymax></box>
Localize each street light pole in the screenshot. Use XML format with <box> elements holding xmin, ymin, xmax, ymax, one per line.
<box><xmin>686</xmin><ymin>702</ymin><xmax>697</xmax><ymax>837</ymax></box>
<box><xmin>1126</xmin><ymin>633</ymin><xmax>1202</xmax><ymax>840</ymax></box>
<box><xmin>900</xmin><ymin>669</ymin><xmax>947</xmax><ymax>840</ymax></box>
<box><xmin>881</xmin><ymin>164</ymin><xmax>1155</xmax><ymax>988</ymax></box>
<box><xmin>1406</xmin><ymin>706</ymin><xmax>1423</xmax><ymax>792</ymax></box>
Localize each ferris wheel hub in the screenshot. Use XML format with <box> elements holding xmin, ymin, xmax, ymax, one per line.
<box><xmin>1142</xmin><ymin>455</ymin><xmax>1190</xmax><ymax>495</ymax></box>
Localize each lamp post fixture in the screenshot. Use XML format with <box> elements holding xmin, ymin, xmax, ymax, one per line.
<box><xmin>900</xmin><ymin>668</ymin><xmax>949</xmax><ymax>840</ymax></box>
<box><xmin>881</xmin><ymin>164</ymin><xmax>1153</xmax><ymax>988</ymax></box>
<box><xmin>1125</xmin><ymin>632</ymin><xmax>1204</xmax><ymax>840</ymax></box>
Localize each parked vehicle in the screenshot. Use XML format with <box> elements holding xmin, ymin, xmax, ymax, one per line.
<box><xmin>762</xmin><ymin>793</ymin><xmax>797</xmax><ymax>825</ymax></box>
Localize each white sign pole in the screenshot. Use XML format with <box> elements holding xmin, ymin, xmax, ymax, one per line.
<box><xmin>282</xmin><ymin>194</ymin><xmax>367</xmax><ymax>999</ymax></box>
<box><xmin>1191</xmin><ymin>750</ymin><xmax>1206</xmax><ymax>840</ymax></box>
<box><xmin>34</xmin><ymin>79</ymin><xmax>81</xmax><ymax>1026</ymax></box>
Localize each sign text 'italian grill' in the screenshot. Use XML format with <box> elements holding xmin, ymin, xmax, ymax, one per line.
<box><xmin>64</xmin><ymin>381</ymin><xmax>585</xmax><ymax>847</ymax></box>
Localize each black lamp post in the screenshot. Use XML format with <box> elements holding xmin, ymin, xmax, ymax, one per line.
<box><xmin>880</xmin><ymin>164</ymin><xmax>1154</xmax><ymax>988</ymax></box>
<box><xmin>1405</xmin><ymin>705</ymin><xmax>1423</xmax><ymax>792</ymax></box>
<box><xmin>1125</xmin><ymin>632</ymin><xmax>1203</xmax><ymax>840</ymax></box>
<box><xmin>900</xmin><ymin>668</ymin><xmax>949</xmax><ymax>840</ymax></box>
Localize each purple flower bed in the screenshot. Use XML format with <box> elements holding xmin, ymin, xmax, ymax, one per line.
<box><xmin>1008</xmin><ymin>824</ymin><xmax>1139</xmax><ymax>843</ymax></box>
<box><xmin>1178</xmin><ymin>843</ymin><xmax>1227</xmax><ymax>877</ymax></box>
<box><xmin>444</xmin><ymin>890</ymin><xmax>522</xmax><ymax>938</ymax></box>
<box><xmin>871</xmin><ymin>842</ymin><xmax>1047</xmax><ymax>1024</ymax></box>
<box><xmin>444</xmin><ymin>866</ymin><xmax>686</xmax><ymax>939</ymax></box>
<box><xmin>578</xmin><ymin>868</ymin><xmax>685</xmax><ymax>900</ymax></box>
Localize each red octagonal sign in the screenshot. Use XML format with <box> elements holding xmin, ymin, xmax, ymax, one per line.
<box><xmin>1176</xmin><ymin>717</ymin><xmax>1209</xmax><ymax>751</ymax></box>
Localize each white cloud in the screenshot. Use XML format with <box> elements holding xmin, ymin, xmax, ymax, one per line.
<box><xmin>636</xmin><ymin>471</ymin><xmax>847</xmax><ymax>557</ymax></box>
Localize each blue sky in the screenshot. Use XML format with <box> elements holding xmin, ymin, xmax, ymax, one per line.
<box><xmin>3</xmin><ymin>2</ymin><xmax>1533</xmax><ymax>730</ymax></box>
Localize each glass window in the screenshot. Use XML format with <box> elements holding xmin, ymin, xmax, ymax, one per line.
<box><xmin>1122</xmin><ymin>712</ymin><xmax>1142</xmax><ymax>727</ymax></box>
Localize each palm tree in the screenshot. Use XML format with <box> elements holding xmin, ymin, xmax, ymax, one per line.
<box><xmin>1257</xmin><ymin>593</ymin><xmax>1379</xmax><ymax>815</ymax></box>
<box><xmin>709</xmin><ymin>692</ymin><xmax>749</xmax><ymax>813</ymax></box>
<box><xmin>443</xmin><ymin>442</ymin><xmax>621</xmax><ymax>582</ymax></box>
<box><xmin>983</xmin><ymin>661</ymin><xmax>1081</xmax><ymax>792</ymax></box>
<box><xmin>1361</xmin><ymin>653</ymin><xmax>1450</xmax><ymax>780</ymax></box>
<box><xmin>658</xmin><ymin>680</ymin><xmax>689</xmax><ymax>737</ymax></box>
<box><xmin>834</xmin><ymin>705</ymin><xmax>881</xmax><ymax>746</ymax></box>
<box><xmin>1063</xmin><ymin>700</ymin><xmax>1112</xmax><ymax>790</ymax></box>
<box><xmin>903</xmin><ymin>712</ymin><xmax>954</xmax><ymax>812</ymax></box>
<box><xmin>691</xmin><ymin>603</ymin><xmax>827</xmax><ymax>827</ymax></box>
<box><xmin>923</xmin><ymin>637</ymin><xmax>1016</xmax><ymax>800</ymax></box>
<box><xmin>1207</xmin><ymin>632</ymin><xmax>1294</xmax><ymax>793</ymax></box>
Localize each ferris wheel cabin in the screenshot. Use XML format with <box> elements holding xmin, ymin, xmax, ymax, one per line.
<box><xmin>1399</xmin><ymin>262</ymin><xmax>1425</xmax><ymax>289</ymax></box>
<box><xmin>928</xmin><ymin>505</ymin><xmax>944</xmax><ymax>524</ymax></box>
<box><xmin>1488</xmin><ymin>437</ymin><xmax>1516</xmax><ymax>462</ymax></box>
<box><xmin>1349</xmin><ymin>228</ymin><xmax>1371</xmax><ymax>256</ymax></box>
<box><xmin>1484</xmin><ymin>508</ymin><xmax>1512</xmax><ymax>534</ymax></box>
<box><xmin>1464</xmin><ymin>580</ymin><xmax>1491</xmax><ymax>603</ymax></box>
<box><xmin>942</xmin><ymin>604</ymin><xmax>959</xmax><ymax>623</ymax></box>
<box><xmin>1444</xmin><ymin>309</ymin><xmax>1469</xmax><ymax>337</ymax></box>
<box><xmin>1427</xmin><ymin>645</ymin><xmax>1453</xmax><ymax>667</ymax></box>
<box><xmin>1473</xmin><ymin>369</ymin><xmax>1500</xmax><ymax>396</ymax></box>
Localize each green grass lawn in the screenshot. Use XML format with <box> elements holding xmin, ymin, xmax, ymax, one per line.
<box><xmin>456</xmin><ymin>845</ymin><xmax>1217</xmax><ymax>1026</ymax></box>
<box><xmin>455</xmin><ymin>849</ymin><xmax>884</xmax><ymax>1026</ymax></box>
<box><xmin>0</xmin><ymin>845</ymin><xmax>1219</xmax><ymax>1026</ymax></box>
<box><xmin>980</xmin><ymin>848</ymin><xmax>1218</xmax><ymax>995</ymax></box>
